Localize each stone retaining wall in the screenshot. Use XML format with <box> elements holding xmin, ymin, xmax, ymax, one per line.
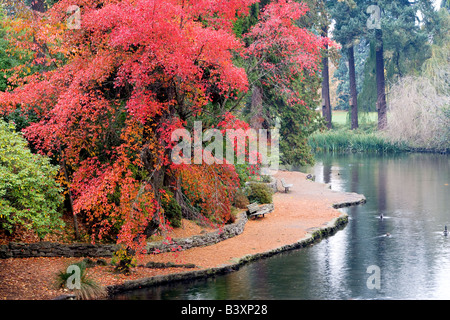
<box><xmin>0</xmin><ymin>212</ymin><xmax>248</xmax><ymax>259</ymax></box>
<box><xmin>0</xmin><ymin>241</ymin><xmax>119</xmax><ymax>259</ymax></box>
<box><xmin>145</xmin><ymin>212</ymin><xmax>248</xmax><ymax>254</ymax></box>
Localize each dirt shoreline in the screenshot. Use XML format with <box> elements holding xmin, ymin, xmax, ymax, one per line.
<box><xmin>0</xmin><ymin>170</ymin><xmax>366</xmax><ymax>300</ymax></box>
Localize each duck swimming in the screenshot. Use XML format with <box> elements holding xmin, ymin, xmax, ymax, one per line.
<box><xmin>444</xmin><ymin>226</ymin><xmax>448</xmax><ymax>236</ymax></box>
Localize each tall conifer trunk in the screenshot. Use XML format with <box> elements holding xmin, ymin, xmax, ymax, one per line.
<box><xmin>375</xmin><ymin>28</ymin><xmax>387</xmax><ymax>130</ymax></box>
<box><xmin>348</xmin><ymin>45</ymin><xmax>359</xmax><ymax>130</ymax></box>
<box><xmin>321</xmin><ymin>25</ymin><xmax>332</xmax><ymax>129</ymax></box>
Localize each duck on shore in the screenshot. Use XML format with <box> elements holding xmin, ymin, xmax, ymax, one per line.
<box><xmin>444</xmin><ymin>226</ymin><xmax>448</xmax><ymax>236</ymax></box>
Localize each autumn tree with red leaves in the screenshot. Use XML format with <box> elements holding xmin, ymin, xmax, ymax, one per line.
<box><xmin>238</xmin><ymin>0</ymin><xmax>335</xmax><ymax>165</ymax></box>
<box><xmin>0</xmin><ymin>0</ymin><xmax>331</xmax><ymax>257</ymax></box>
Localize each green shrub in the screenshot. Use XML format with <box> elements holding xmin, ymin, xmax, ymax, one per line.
<box><xmin>160</xmin><ymin>187</ymin><xmax>182</xmax><ymax>228</ymax></box>
<box><xmin>247</xmin><ymin>183</ymin><xmax>273</xmax><ymax>204</ymax></box>
<box><xmin>111</xmin><ymin>247</ymin><xmax>137</xmax><ymax>275</ymax></box>
<box><xmin>0</xmin><ymin>119</ymin><xmax>64</xmax><ymax>238</ymax></box>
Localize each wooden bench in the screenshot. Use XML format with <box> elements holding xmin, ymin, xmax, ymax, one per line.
<box><xmin>247</xmin><ymin>202</ymin><xmax>271</xmax><ymax>219</ymax></box>
<box><xmin>280</xmin><ymin>178</ymin><xmax>293</xmax><ymax>193</ymax></box>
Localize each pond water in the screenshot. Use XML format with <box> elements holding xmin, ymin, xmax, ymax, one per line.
<box><xmin>113</xmin><ymin>153</ymin><xmax>450</xmax><ymax>300</ymax></box>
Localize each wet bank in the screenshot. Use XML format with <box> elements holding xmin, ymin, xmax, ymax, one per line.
<box><xmin>110</xmin><ymin>170</ymin><xmax>366</xmax><ymax>299</ymax></box>
<box><xmin>118</xmin><ymin>153</ymin><xmax>449</xmax><ymax>300</ymax></box>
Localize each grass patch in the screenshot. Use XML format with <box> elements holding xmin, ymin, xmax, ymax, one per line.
<box><xmin>331</xmin><ymin>111</ymin><xmax>378</xmax><ymax>131</ymax></box>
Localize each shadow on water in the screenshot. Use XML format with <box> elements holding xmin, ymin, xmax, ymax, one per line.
<box><xmin>113</xmin><ymin>153</ymin><xmax>450</xmax><ymax>300</ymax></box>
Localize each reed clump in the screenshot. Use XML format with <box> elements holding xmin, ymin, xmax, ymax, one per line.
<box><xmin>308</xmin><ymin>129</ymin><xmax>407</xmax><ymax>153</ymax></box>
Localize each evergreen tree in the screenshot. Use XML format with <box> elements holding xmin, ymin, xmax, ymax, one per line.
<box><xmin>295</xmin><ymin>0</ymin><xmax>335</xmax><ymax>129</ymax></box>
<box><xmin>364</xmin><ymin>0</ymin><xmax>438</xmax><ymax>129</ymax></box>
<box><xmin>321</xmin><ymin>24</ymin><xmax>333</xmax><ymax>129</ymax></box>
<box><xmin>357</xmin><ymin>40</ymin><xmax>377</xmax><ymax>113</ymax></box>
<box><xmin>334</xmin><ymin>39</ymin><xmax>370</xmax><ymax>112</ymax></box>
<box><xmin>375</xmin><ymin>24</ymin><xmax>387</xmax><ymax>130</ymax></box>
<box><xmin>328</xmin><ymin>0</ymin><xmax>366</xmax><ymax>129</ymax></box>
<box><xmin>442</xmin><ymin>0</ymin><xmax>450</xmax><ymax>11</ymax></box>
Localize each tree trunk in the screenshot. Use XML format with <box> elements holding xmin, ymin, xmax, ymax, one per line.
<box><xmin>138</xmin><ymin>120</ymin><xmax>201</xmax><ymax>240</ymax></box>
<box><xmin>250</xmin><ymin>85</ymin><xmax>264</xmax><ymax>130</ymax></box>
<box><xmin>321</xmin><ymin>26</ymin><xmax>332</xmax><ymax>129</ymax></box>
<box><xmin>31</xmin><ymin>0</ymin><xmax>46</xmax><ymax>12</ymax></box>
<box><xmin>58</xmin><ymin>146</ymin><xmax>79</xmax><ymax>240</ymax></box>
<box><xmin>348</xmin><ymin>45</ymin><xmax>359</xmax><ymax>130</ymax></box>
<box><xmin>31</xmin><ymin>0</ymin><xmax>47</xmax><ymax>67</ymax></box>
<box><xmin>375</xmin><ymin>29</ymin><xmax>387</xmax><ymax>130</ymax></box>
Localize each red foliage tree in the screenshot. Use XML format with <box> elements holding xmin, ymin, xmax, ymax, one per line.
<box><xmin>0</xmin><ymin>0</ymin><xmax>331</xmax><ymax>255</ymax></box>
<box><xmin>242</xmin><ymin>0</ymin><xmax>334</xmax><ymax>107</ymax></box>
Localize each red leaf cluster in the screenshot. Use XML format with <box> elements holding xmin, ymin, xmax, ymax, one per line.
<box><xmin>0</xmin><ymin>0</ymin><xmax>332</xmax><ymax>254</ymax></box>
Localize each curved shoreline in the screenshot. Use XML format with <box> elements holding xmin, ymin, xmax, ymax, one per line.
<box><xmin>107</xmin><ymin>193</ymin><xmax>365</xmax><ymax>298</ymax></box>
<box><xmin>0</xmin><ymin>170</ymin><xmax>366</xmax><ymax>300</ymax></box>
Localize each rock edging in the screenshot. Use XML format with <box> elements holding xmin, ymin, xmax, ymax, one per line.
<box><xmin>146</xmin><ymin>212</ymin><xmax>248</xmax><ymax>254</ymax></box>
<box><xmin>106</xmin><ymin>195</ymin><xmax>365</xmax><ymax>297</ymax></box>
<box><xmin>0</xmin><ymin>241</ymin><xmax>120</xmax><ymax>259</ymax></box>
<box><xmin>0</xmin><ymin>212</ymin><xmax>249</xmax><ymax>259</ymax></box>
